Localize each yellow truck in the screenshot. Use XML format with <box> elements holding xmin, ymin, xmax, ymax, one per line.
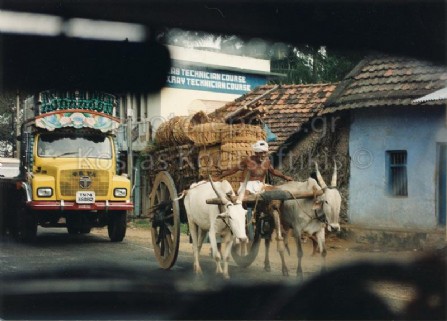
<box><xmin>0</xmin><ymin>90</ymin><xmax>133</xmax><ymax>242</ymax></box>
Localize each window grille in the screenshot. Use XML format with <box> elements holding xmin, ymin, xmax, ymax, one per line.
<box><xmin>387</xmin><ymin>150</ymin><xmax>408</xmax><ymax>196</ymax></box>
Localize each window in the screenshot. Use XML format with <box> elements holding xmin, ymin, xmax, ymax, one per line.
<box><xmin>387</xmin><ymin>150</ymin><xmax>408</xmax><ymax>196</ymax></box>
<box><xmin>37</xmin><ymin>134</ymin><xmax>112</xmax><ymax>159</ymax></box>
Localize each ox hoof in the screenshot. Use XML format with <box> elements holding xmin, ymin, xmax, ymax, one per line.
<box><xmin>264</xmin><ymin>264</ymin><xmax>271</xmax><ymax>272</ymax></box>
<box><xmin>282</xmin><ymin>269</ymin><xmax>289</xmax><ymax>277</ymax></box>
<box><xmin>194</xmin><ymin>271</ymin><xmax>203</xmax><ymax>278</ymax></box>
<box><xmin>193</xmin><ymin>266</ymin><xmax>203</xmax><ymax>275</ymax></box>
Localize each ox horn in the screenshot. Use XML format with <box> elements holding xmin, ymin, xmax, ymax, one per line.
<box><xmin>236</xmin><ymin>171</ymin><xmax>250</xmax><ymax>203</ymax></box>
<box><xmin>209</xmin><ymin>175</ymin><xmax>230</xmax><ymax>205</ymax></box>
<box><xmin>331</xmin><ymin>159</ymin><xmax>338</xmax><ymax>187</ymax></box>
<box><xmin>314</xmin><ymin>161</ymin><xmax>328</xmax><ymax>190</ymax></box>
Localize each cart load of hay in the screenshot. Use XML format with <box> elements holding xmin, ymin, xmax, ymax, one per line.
<box><xmin>154</xmin><ymin>111</ymin><xmax>209</xmax><ymax>146</ymax></box>
<box><xmin>149</xmin><ymin>111</ymin><xmax>266</xmax><ymax>192</ymax></box>
<box><xmin>197</xmin><ymin>123</ymin><xmax>265</xmax><ymax>191</ymax></box>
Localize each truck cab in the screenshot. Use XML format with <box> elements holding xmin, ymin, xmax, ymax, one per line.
<box><xmin>3</xmin><ymin>90</ymin><xmax>133</xmax><ymax>242</ymax></box>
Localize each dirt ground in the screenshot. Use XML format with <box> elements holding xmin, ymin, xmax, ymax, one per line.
<box><xmin>114</xmin><ymin>223</ymin><xmax>433</xmax><ymax>271</ymax></box>
<box><xmin>93</xmin><ymin>223</ymin><xmax>444</xmax><ymax>312</ymax></box>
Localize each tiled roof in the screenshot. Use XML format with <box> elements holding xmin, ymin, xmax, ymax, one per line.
<box><xmin>210</xmin><ymin>83</ymin><xmax>337</xmax><ymax>153</ymax></box>
<box><xmin>321</xmin><ymin>55</ymin><xmax>447</xmax><ymax>114</ymax></box>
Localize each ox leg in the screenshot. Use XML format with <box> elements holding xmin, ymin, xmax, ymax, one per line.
<box><xmin>220</xmin><ymin>233</ymin><xmax>233</xmax><ymax>279</ymax></box>
<box><xmin>315</xmin><ymin>228</ymin><xmax>327</xmax><ymax>273</ymax></box>
<box><xmin>208</xmin><ymin>222</ymin><xmax>223</xmax><ymax>275</ymax></box>
<box><xmin>283</xmin><ymin>228</ymin><xmax>291</xmax><ymax>256</ymax></box>
<box><xmin>309</xmin><ymin>234</ymin><xmax>319</xmax><ymax>256</ymax></box>
<box><xmin>264</xmin><ymin>238</ymin><xmax>271</xmax><ymax>272</ymax></box>
<box><xmin>272</xmin><ymin>209</ymin><xmax>288</xmax><ymax>277</ymax></box>
<box><xmin>188</xmin><ymin>222</ymin><xmax>202</xmax><ymax>275</ymax></box>
<box><xmin>197</xmin><ymin>229</ymin><xmax>207</xmax><ymax>254</ymax></box>
<box><xmin>292</xmin><ymin>227</ymin><xmax>304</xmax><ymax>281</ymax></box>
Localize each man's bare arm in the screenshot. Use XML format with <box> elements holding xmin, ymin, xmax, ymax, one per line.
<box><xmin>218</xmin><ymin>160</ymin><xmax>247</xmax><ymax>180</ymax></box>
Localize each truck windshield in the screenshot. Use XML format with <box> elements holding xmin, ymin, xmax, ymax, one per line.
<box><xmin>37</xmin><ymin>134</ymin><xmax>112</xmax><ymax>159</ymax></box>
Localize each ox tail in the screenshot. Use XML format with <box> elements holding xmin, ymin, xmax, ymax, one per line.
<box><xmin>173</xmin><ymin>190</ymin><xmax>187</xmax><ymax>201</ymax></box>
<box><xmin>331</xmin><ymin>159</ymin><xmax>338</xmax><ymax>188</ymax></box>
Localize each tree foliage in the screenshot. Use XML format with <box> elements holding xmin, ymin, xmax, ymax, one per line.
<box><xmin>240</xmin><ymin>40</ymin><xmax>364</xmax><ymax>83</ymax></box>
<box><xmin>158</xmin><ymin>28</ymin><xmax>363</xmax><ymax>84</ymax></box>
<box><xmin>0</xmin><ymin>92</ymin><xmax>17</xmax><ymax>157</ymax></box>
<box><xmin>270</xmin><ymin>44</ymin><xmax>363</xmax><ymax>84</ymax></box>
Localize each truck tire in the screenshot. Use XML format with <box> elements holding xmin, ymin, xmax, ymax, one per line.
<box><xmin>107</xmin><ymin>210</ymin><xmax>127</xmax><ymax>242</ymax></box>
<box><xmin>67</xmin><ymin>226</ymin><xmax>80</xmax><ymax>234</ymax></box>
<box><xmin>80</xmin><ymin>227</ymin><xmax>91</xmax><ymax>234</ymax></box>
<box><xmin>14</xmin><ymin>205</ymin><xmax>37</xmax><ymax>243</ymax></box>
<box><xmin>66</xmin><ymin>216</ymin><xmax>80</xmax><ymax>234</ymax></box>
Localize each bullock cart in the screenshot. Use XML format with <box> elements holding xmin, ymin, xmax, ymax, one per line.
<box><xmin>146</xmin><ymin>116</ymin><xmax>322</xmax><ymax>271</ymax></box>
<box><xmin>148</xmin><ymin>169</ymin><xmax>323</xmax><ymax>270</ymax></box>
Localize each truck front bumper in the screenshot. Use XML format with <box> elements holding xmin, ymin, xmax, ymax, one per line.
<box><xmin>27</xmin><ymin>201</ymin><xmax>134</xmax><ymax>211</ymax></box>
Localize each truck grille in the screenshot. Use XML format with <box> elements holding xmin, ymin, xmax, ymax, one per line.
<box><xmin>60</xmin><ymin>170</ymin><xmax>109</xmax><ymax>196</ymax></box>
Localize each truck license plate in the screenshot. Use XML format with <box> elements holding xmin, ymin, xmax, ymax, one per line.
<box><xmin>76</xmin><ymin>191</ymin><xmax>95</xmax><ymax>204</ymax></box>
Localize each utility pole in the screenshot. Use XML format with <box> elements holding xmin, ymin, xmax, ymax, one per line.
<box><xmin>126</xmin><ymin>106</ymin><xmax>135</xmax><ymax>217</ymax></box>
<box><xmin>127</xmin><ymin>107</ymin><xmax>133</xmax><ymax>185</ymax></box>
<box><xmin>15</xmin><ymin>90</ymin><xmax>20</xmax><ymax>157</ymax></box>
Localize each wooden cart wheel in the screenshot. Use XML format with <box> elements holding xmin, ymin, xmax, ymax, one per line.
<box><xmin>149</xmin><ymin>171</ymin><xmax>180</xmax><ymax>269</ymax></box>
<box><xmin>231</xmin><ymin>209</ymin><xmax>261</xmax><ymax>267</ymax></box>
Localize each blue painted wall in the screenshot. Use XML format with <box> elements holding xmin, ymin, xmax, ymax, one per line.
<box><xmin>348</xmin><ymin>106</ymin><xmax>447</xmax><ymax>229</ymax></box>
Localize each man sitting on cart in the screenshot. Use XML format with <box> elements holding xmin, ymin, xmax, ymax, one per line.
<box><xmin>217</xmin><ymin>140</ymin><xmax>293</xmax><ymax>195</ymax></box>
<box><xmin>216</xmin><ymin>140</ymin><xmax>293</xmax><ymax>240</ymax></box>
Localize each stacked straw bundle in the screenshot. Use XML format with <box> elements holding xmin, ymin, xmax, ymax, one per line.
<box><xmin>154</xmin><ymin>111</ymin><xmax>209</xmax><ymax>146</ymax></box>
<box><xmin>150</xmin><ymin>112</ymin><xmax>267</xmax><ymax>192</ymax></box>
<box><xmin>220</xmin><ymin>124</ymin><xmax>266</xmax><ymax>191</ymax></box>
<box><xmin>189</xmin><ymin>122</ymin><xmax>226</xmax><ymax>147</ymax></box>
<box><xmin>220</xmin><ymin>123</ymin><xmax>266</xmax><ymax>144</ymax></box>
<box><xmin>197</xmin><ymin>123</ymin><xmax>266</xmax><ymax>191</ymax></box>
<box><xmin>198</xmin><ymin>145</ymin><xmax>221</xmax><ymax>180</ymax></box>
<box><xmin>145</xmin><ymin>144</ymin><xmax>199</xmax><ymax>192</ymax></box>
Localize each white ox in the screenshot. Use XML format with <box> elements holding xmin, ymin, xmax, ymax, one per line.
<box><xmin>184</xmin><ymin>176</ymin><xmax>248</xmax><ymax>279</ymax></box>
<box><xmin>265</xmin><ymin>161</ymin><xmax>341</xmax><ymax>280</ymax></box>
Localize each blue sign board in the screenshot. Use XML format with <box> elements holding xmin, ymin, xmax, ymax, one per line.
<box><xmin>166</xmin><ymin>65</ymin><xmax>268</xmax><ymax>94</ymax></box>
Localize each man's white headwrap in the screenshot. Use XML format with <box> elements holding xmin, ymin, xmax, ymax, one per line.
<box><xmin>252</xmin><ymin>140</ymin><xmax>269</xmax><ymax>153</ymax></box>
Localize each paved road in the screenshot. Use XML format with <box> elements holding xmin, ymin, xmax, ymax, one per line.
<box><xmin>1</xmin><ymin>227</ymin><xmax>442</xmax><ymax>320</ymax></box>
<box><xmin>0</xmin><ymin>226</ymin><xmax>287</xmax><ymax>281</ymax></box>
<box><xmin>0</xmin><ymin>227</ymin><xmax>293</xmax><ymax>319</ymax></box>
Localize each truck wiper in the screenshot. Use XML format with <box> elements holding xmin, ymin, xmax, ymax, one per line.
<box><xmin>55</xmin><ymin>152</ymin><xmax>78</xmax><ymax>157</ymax></box>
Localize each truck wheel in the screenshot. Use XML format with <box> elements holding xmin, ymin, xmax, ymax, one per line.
<box><xmin>108</xmin><ymin>211</ymin><xmax>127</xmax><ymax>242</ymax></box>
<box><xmin>66</xmin><ymin>216</ymin><xmax>80</xmax><ymax>234</ymax></box>
<box><xmin>80</xmin><ymin>227</ymin><xmax>91</xmax><ymax>234</ymax></box>
<box><xmin>67</xmin><ymin>226</ymin><xmax>80</xmax><ymax>234</ymax></box>
<box><xmin>15</xmin><ymin>206</ymin><xmax>37</xmax><ymax>242</ymax></box>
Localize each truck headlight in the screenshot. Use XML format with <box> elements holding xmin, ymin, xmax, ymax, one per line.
<box><xmin>37</xmin><ymin>187</ymin><xmax>53</xmax><ymax>197</ymax></box>
<box><xmin>114</xmin><ymin>188</ymin><xmax>127</xmax><ymax>197</ymax></box>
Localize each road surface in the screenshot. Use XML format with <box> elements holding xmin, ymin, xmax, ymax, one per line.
<box><xmin>0</xmin><ymin>225</ymin><xmax>444</xmax><ymax>320</ymax></box>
